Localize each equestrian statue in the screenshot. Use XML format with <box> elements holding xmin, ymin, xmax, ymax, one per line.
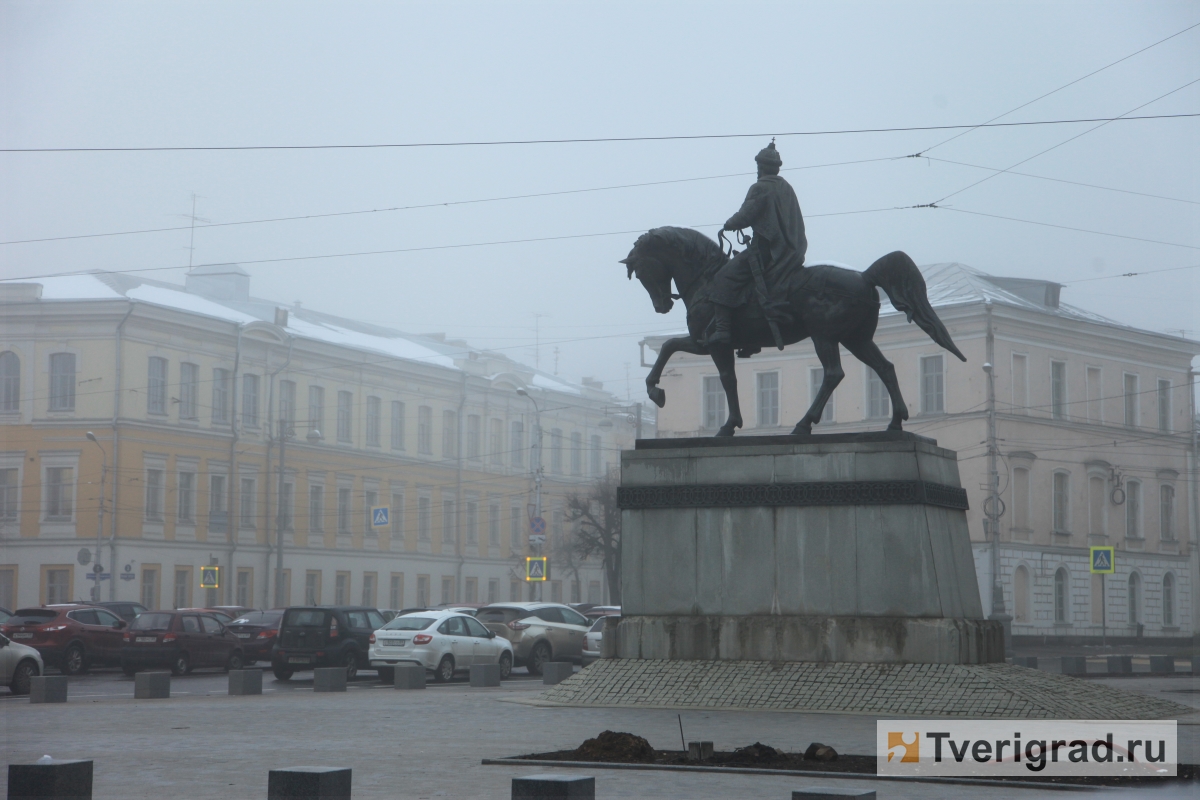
<box><xmin>621</xmin><ymin>141</ymin><xmax>966</xmax><ymax>437</ymax></box>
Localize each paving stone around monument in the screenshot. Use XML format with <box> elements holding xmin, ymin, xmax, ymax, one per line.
<box><xmin>532</xmin><ymin>659</ymin><xmax>1190</xmax><ymax>719</ymax></box>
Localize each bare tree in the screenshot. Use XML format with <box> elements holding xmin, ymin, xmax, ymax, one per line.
<box><xmin>564</xmin><ymin>471</ymin><xmax>621</xmax><ymax>605</ymax></box>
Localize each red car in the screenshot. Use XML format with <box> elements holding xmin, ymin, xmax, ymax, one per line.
<box><xmin>224</xmin><ymin>609</ymin><xmax>284</xmax><ymax>664</ymax></box>
<box><xmin>121</xmin><ymin>610</ymin><xmax>246</xmax><ymax>675</ymax></box>
<box><xmin>1</xmin><ymin>604</ymin><xmax>127</xmax><ymax>675</ymax></box>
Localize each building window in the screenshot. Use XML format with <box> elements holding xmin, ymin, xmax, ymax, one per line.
<box><xmin>510</xmin><ymin>579</ymin><xmax>521</xmax><ymax>602</ymax></box>
<box><xmin>337</xmin><ymin>487</ymin><xmax>352</xmax><ymax>534</ymax></box>
<box><xmin>809</xmin><ymin>367</ymin><xmax>834</xmax><ymax>422</ymax></box>
<box><xmin>488</xmin><ymin>578</ymin><xmax>498</xmax><ymax>604</ymax></box>
<box><xmin>1014</xmin><ymin>564</ymin><xmax>1030</xmax><ymax>623</ymax></box>
<box><xmin>1163</xmin><ymin>573</ymin><xmax>1175</xmax><ymax>626</ymax></box>
<box><xmin>179</xmin><ymin>363</ymin><xmax>199</xmax><ymax>419</ymax></box>
<box><xmin>464</xmin><ymin>577</ymin><xmax>478</xmax><ymax>603</ymax></box>
<box><xmin>1054</xmin><ymin>568</ymin><xmax>1067</xmax><ymax>623</ymax></box>
<box><xmin>390</xmin><ymin>401</ymin><xmax>405</xmax><ymax>450</ymax></box>
<box><xmin>488</xmin><ymin>502</ymin><xmax>501</xmax><ymax>547</ymax></box>
<box><xmin>362</xmin><ymin>573</ymin><xmax>377</xmax><ymax>607</ymax></box>
<box><xmin>1123</xmin><ymin>373</ymin><xmax>1138</xmax><ymax>427</ymax></box>
<box><xmin>279</xmin><ymin>380</ymin><xmax>296</xmax><ymax>428</ymax></box>
<box><xmin>337</xmin><ymin>391</ymin><xmax>353</xmax><ymax>443</ymax></box>
<box><xmin>440</xmin><ymin>576</ymin><xmax>454</xmax><ymax>604</ymax></box>
<box><xmin>242</xmin><ymin>374</ymin><xmax>260</xmax><ymax>427</ymax></box>
<box><xmin>148</xmin><ymin>357</ymin><xmax>168</xmax><ymax>415</ymax></box>
<box><xmin>174</xmin><ymin>568</ymin><xmax>191</xmax><ymax>609</ymax></box>
<box><xmin>0</xmin><ymin>467</ymin><xmax>18</xmax><ymax>520</ymax></box>
<box><xmin>550</xmin><ymin>429</ymin><xmax>563</xmax><ymax>473</ymax></box>
<box><xmin>1052</xmin><ymin>472</ymin><xmax>1069</xmax><ymax>533</ymax></box>
<box><xmin>920</xmin><ymin>356</ymin><xmax>943</xmax><ymax>415</ymax></box>
<box><xmin>1160</xmin><ymin>484</ymin><xmax>1175</xmax><ymax>541</ymax></box>
<box><xmin>866</xmin><ymin>368</ymin><xmax>890</xmax><ymax>419</ymax></box>
<box><xmin>442</xmin><ymin>410</ymin><xmax>458</xmax><ymax>458</ymax></box>
<box><xmin>757</xmin><ymin>372</ymin><xmax>779</xmax><ymax>427</ymax></box>
<box><xmin>141</xmin><ymin>568</ymin><xmax>158</xmax><ymax>610</ymax></box>
<box><xmin>49</xmin><ymin>353</ymin><xmax>76</xmax><ymax>411</ymax></box>
<box><xmin>279</xmin><ymin>481</ymin><xmax>294</xmax><ymax>530</ymax></box>
<box><xmin>1050</xmin><ymin>360</ymin><xmax>1067</xmax><ymax>420</ymax></box>
<box><xmin>305</xmin><ymin>571</ymin><xmax>321</xmax><ymax>605</ymax></box>
<box><xmin>570</xmin><ymin>432</ymin><xmax>583</xmax><ymax>475</ymax></box>
<box><xmin>236</xmin><ymin>569</ymin><xmax>251</xmax><ymax>608</ymax></box>
<box><xmin>417</xmin><ymin>496</ymin><xmax>431</xmax><ymax>541</ymax></box>
<box><xmin>442</xmin><ymin>499</ymin><xmax>456</xmax><ymax>544</ymax></box>
<box><xmin>365</xmin><ymin>396</ymin><xmax>381</xmax><ymax>446</ymax></box>
<box><xmin>335</xmin><ymin>572</ymin><xmax>349</xmax><ymax>605</ymax></box>
<box><xmin>44</xmin><ymin>466</ymin><xmax>73</xmax><ymax>520</ymax></box>
<box><xmin>1084</xmin><ymin>367</ymin><xmax>1101</xmax><ymax>423</ymax></box>
<box><xmin>511</xmin><ymin>421</ymin><xmax>524</xmax><ymax>467</ymax></box>
<box><xmin>308</xmin><ymin>386</ymin><xmax>325</xmax><ymax>438</ymax></box>
<box><xmin>1127</xmin><ymin>572</ymin><xmax>1140</xmax><ymax>625</ymax></box>
<box><xmin>510</xmin><ymin>506</ymin><xmax>522</xmax><ymax>552</ymax></box>
<box><xmin>178</xmin><ymin>472</ymin><xmax>195</xmax><ymax>523</ymax></box>
<box><xmin>1157</xmin><ymin>379</ymin><xmax>1170</xmax><ymax>432</ymax></box>
<box><xmin>364</xmin><ymin>490</ymin><xmax>377</xmax><ymax>534</ymax></box>
<box><xmin>1125</xmin><ymin>480</ymin><xmax>1141</xmax><ymax>539</ymax></box>
<box><xmin>1088</xmin><ymin>475</ymin><xmax>1105</xmax><ymax>536</ymax></box>
<box><xmin>416</xmin><ymin>575</ymin><xmax>430</xmax><ymax>607</ymax></box>
<box><xmin>417</xmin><ymin>406</ymin><xmax>433</xmax><ymax>454</ymax></box>
<box><xmin>145</xmin><ymin>469</ymin><xmax>164</xmax><ymax>521</ymax></box>
<box><xmin>703</xmin><ymin>376</ymin><xmax>725</xmax><ymax>430</ymax></box>
<box><xmin>239</xmin><ymin>478</ymin><xmax>255</xmax><ymax>528</ymax></box>
<box><xmin>390</xmin><ymin>491</ymin><xmax>404</xmax><ymax>538</ymax></box>
<box><xmin>308</xmin><ymin>485</ymin><xmax>324</xmax><ymax>533</ymax></box>
<box><xmin>1012</xmin><ymin>467</ymin><xmax>1029</xmax><ymax>531</ymax></box>
<box><xmin>209</xmin><ymin>474</ymin><xmax>227</xmax><ymax>532</ymax></box>
<box><xmin>211</xmin><ymin>368</ymin><xmax>231</xmax><ymax>424</ymax></box>
<box><xmin>589</xmin><ymin>435</ymin><xmax>602</xmax><ymax>477</ymax></box>
<box><xmin>489</xmin><ymin>419</ymin><xmax>503</xmax><ymax>465</ymax></box>
<box><xmin>45</xmin><ymin>568</ymin><xmax>70</xmax><ymax>604</ymax></box>
<box><xmin>389</xmin><ymin>574</ymin><xmax>402</xmax><ymax>609</ymax></box>
<box><xmin>0</xmin><ymin>351</ymin><xmax>19</xmax><ymax>412</ymax></box>
<box><xmin>465</xmin><ymin>500</ymin><xmax>478</xmax><ymax>546</ymax></box>
<box><xmin>1011</xmin><ymin>353</ymin><xmax>1027</xmax><ymax>413</ymax></box>
<box><xmin>467</xmin><ymin>415</ymin><xmax>481</xmax><ymax>460</ymax></box>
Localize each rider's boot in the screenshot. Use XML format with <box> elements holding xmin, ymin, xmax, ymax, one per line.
<box><xmin>707</xmin><ymin>303</ymin><xmax>734</xmax><ymax>346</ymax></box>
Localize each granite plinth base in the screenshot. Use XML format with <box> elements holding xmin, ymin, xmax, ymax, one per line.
<box><xmin>616</xmin><ymin>614</ymin><xmax>1003</xmax><ymax>665</ymax></box>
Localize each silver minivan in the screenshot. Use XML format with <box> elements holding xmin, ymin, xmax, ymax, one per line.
<box><xmin>476</xmin><ymin>603</ymin><xmax>590</xmax><ymax>675</ymax></box>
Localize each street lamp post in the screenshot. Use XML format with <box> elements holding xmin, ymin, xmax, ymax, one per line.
<box><xmin>85</xmin><ymin>432</ymin><xmax>107</xmax><ymax>602</ymax></box>
<box><xmin>516</xmin><ymin>388</ymin><xmax>543</xmax><ymax>601</ymax></box>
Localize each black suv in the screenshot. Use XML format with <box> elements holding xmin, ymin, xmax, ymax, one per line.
<box><xmin>271</xmin><ymin>606</ymin><xmax>386</xmax><ymax>681</ymax></box>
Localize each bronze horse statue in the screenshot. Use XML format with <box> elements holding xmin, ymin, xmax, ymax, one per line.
<box><xmin>621</xmin><ymin>226</ymin><xmax>966</xmax><ymax>436</ymax></box>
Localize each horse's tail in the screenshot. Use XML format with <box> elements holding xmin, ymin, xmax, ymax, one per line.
<box><xmin>864</xmin><ymin>251</ymin><xmax>966</xmax><ymax>362</ymax></box>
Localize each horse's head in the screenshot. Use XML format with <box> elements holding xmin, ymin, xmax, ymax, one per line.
<box><xmin>621</xmin><ymin>233</ymin><xmax>675</xmax><ymax>315</ymax></box>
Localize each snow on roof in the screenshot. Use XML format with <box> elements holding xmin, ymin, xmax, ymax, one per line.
<box><xmin>27</xmin><ymin>274</ymin><xmax>124</xmax><ymax>300</ymax></box>
<box><xmin>284</xmin><ymin>316</ymin><xmax>456</xmax><ymax>369</ymax></box>
<box><xmin>126</xmin><ymin>284</ymin><xmax>260</xmax><ymax>324</ymax></box>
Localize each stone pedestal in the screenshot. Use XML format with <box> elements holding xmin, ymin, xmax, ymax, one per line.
<box><xmin>313</xmin><ymin>667</ymin><xmax>347</xmax><ymax>692</ymax></box>
<box><xmin>616</xmin><ymin>432</ymin><xmax>1002</xmax><ymax>665</ymax></box>
<box><xmin>228</xmin><ymin>669</ymin><xmax>263</xmax><ymax>695</ymax></box>
<box><xmin>133</xmin><ymin>672</ymin><xmax>170</xmax><ymax>699</ymax></box>
<box><xmin>8</xmin><ymin>759</ymin><xmax>93</xmax><ymax>800</ymax></box>
<box><xmin>470</xmin><ymin>664</ymin><xmax>501</xmax><ymax>687</ymax></box>
<box><xmin>267</xmin><ymin>766</ymin><xmax>350</xmax><ymax>799</ymax></box>
<box><xmin>393</xmin><ymin>663</ymin><xmax>426</xmax><ymax>689</ymax></box>
<box><xmin>29</xmin><ymin>675</ymin><xmax>68</xmax><ymax>704</ymax></box>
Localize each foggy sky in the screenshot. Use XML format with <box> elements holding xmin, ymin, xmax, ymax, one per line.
<box><xmin>2</xmin><ymin>1</ymin><xmax>1197</xmax><ymax>400</ymax></box>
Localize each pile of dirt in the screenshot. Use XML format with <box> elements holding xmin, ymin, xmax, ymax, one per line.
<box><xmin>572</xmin><ymin>730</ymin><xmax>657</xmax><ymax>763</ymax></box>
<box><xmin>726</xmin><ymin>742</ymin><xmax>787</xmax><ymax>766</ymax></box>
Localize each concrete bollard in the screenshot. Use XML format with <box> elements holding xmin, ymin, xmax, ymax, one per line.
<box><xmin>792</xmin><ymin>789</ymin><xmax>876</xmax><ymax>800</ymax></box>
<box><xmin>687</xmin><ymin>741</ymin><xmax>713</xmax><ymax>761</ymax></box>
<box><xmin>1060</xmin><ymin>656</ymin><xmax>1088</xmax><ymax>676</ymax></box>
<box><xmin>267</xmin><ymin>766</ymin><xmax>351</xmax><ymax>799</ymax></box>
<box><xmin>599</xmin><ymin>616</ymin><xmax>620</xmax><ymax>659</ymax></box>
<box><xmin>312</xmin><ymin>667</ymin><xmax>347</xmax><ymax>692</ymax></box>
<box><xmin>134</xmin><ymin>671</ymin><xmax>171</xmax><ymax>699</ymax></box>
<box><xmin>1012</xmin><ymin>656</ymin><xmax>1037</xmax><ymax>669</ymax></box>
<box><xmin>1149</xmin><ymin>656</ymin><xmax>1176</xmax><ymax>674</ymax></box>
<box><xmin>1192</xmin><ymin>655</ymin><xmax>1200</xmax><ymax>675</ymax></box>
<box><xmin>393</xmin><ymin>664</ymin><xmax>426</xmax><ymax>690</ymax></box>
<box><xmin>511</xmin><ymin>774</ymin><xmax>595</xmax><ymax>800</ymax></box>
<box><xmin>8</xmin><ymin>758</ymin><xmax>93</xmax><ymax>799</ymax></box>
<box><xmin>470</xmin><ymin>663</ymin><xmax>501</xmax><ymax>687</ymax></box>
<box><xmin>1107</xmin><ymin>656</ymin><xmax>1133</xmax><ymax>674</ymax></box>
<box><xmin>542</xmin><ymin>662</ymin><xmax>574</xmax><ymax>686</ymax></box>
<box><xmin>29</xmin><ymin>675</ymin><xmax>69</xmax><ymax>704</ymax></box>
<box><xmin>228</xmin><ymin>669</ymin><xmax>263</xmax><ymax>695</ymax></box>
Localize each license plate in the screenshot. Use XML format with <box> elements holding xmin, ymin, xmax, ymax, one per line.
<box><xmin>236</xmin><ymin>633</ymin><xmax>251</xmax><ymax>639</ymax></box>
<box><xmin>288</xmin><ymin>656</ymin><xmax>311</xmax><ymax>664</ymax></box>
<box><xmin>383</xmin><ymin>639</ymin><xmax>406</xmax><ymax>646</ymax></box>
<box><xmin>12</xmin><ymin>632</ymin><xmax>32</xmax><ymax>639</ymax></box>
<box><xmin>136</xmin><ymin>636</ymin><xmax>157</xmax><ymax>643</ymax></box>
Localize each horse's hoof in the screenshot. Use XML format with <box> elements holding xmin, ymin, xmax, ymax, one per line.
<box><xmin>715</xmin><ymin>425</ymin><xmax>736</xmax><ymax>437</ymax></box>
<box><xmin>791</xmin><ymin>422</ymin><xmax>813</xmax><ymax>436</ymax></box>
<box><xmin>887</xmin><ymin>422</ymin><xmax>903</xmax><ymax>431</ymax></box>
<box><xmin>647</xmin><ymin>386</ymin><xmax>666</xmax><ymax>408</ymax></box>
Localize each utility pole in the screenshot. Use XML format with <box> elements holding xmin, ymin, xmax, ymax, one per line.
<box><xmin>983</xmin><ymin>303</ymin><xmax>1012</xmax><ymax>657</ymax></box>
<box><xmin>86</xmin><ymin>432</ymin><xmax>107</xmax><ymax>602</ymax></box>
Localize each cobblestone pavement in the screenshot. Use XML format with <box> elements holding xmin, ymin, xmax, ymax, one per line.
<box><xmin>535</xmin><ymin>660</ymin><xmax>1192</xmax><ymax>718</ymax></box>
<box><xmin>4</xmin><ymin>668</ymin><xmax>1197</xmax><ymax>799</ymax></box>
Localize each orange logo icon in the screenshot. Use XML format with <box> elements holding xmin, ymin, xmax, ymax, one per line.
<box><xmin>887</xmin><ymin>732</ymin><xmax>920</xmax><ymax>763</ymax></box>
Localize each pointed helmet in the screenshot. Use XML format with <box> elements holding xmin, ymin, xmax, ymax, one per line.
<box><xmin>754</xmin><ymin>140</ymin><xmax>782</xmax><ymax>168</ymax></box>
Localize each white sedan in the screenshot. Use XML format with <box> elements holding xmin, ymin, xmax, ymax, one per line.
<box><xmin>1</xmin><ymin>632</ymin><xmax>43</xmax><ymax>695</ymax></box>
<box><xmin>369</xmin><ymin>611</ymin><xmax>513</xmax><ymax>683</ymax></box>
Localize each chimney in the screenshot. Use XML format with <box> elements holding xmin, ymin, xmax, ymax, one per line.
<box><xmin>274</xmin><ymin>307</ymin><xmax>289</xmax><ymax>327</ymax></box>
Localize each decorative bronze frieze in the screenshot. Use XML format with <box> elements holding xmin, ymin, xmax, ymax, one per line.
<box><xmin>617</xmin><ymin>480</ymin><xmax>968</xmax><ymax>511</ymax></box>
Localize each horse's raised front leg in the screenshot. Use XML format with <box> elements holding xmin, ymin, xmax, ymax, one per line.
<box><xmin>842</xmin><ymin>335</ymin><xmax>909</xmax><ymax>430</ymax></box>
<box><xmin>710</xmin><ymin>346</ymin><xmax>743</xmax><ymax>437</ymax></box>
<box><xmin>791</xmin><ymin>336</ymin><xmax>844</xmax><ymax>435</ymax></box>
<box><xmin>645</xmin><ymin>335</ymin><xmax>708</xmax><ymax>408</ymax></box>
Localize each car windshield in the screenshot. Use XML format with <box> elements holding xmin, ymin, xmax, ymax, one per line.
<box><xmin>476</xmin><ymin>608</ymin><xmax>523</xmax><ymax>624</ymax></box>
<box><xmin>130</xmin><ymin>612</ymin><xmax>174</xmax><ymax>631</ymax></box>
<box><xmin>231</xmin><ymin>611</ymin><xmax>282</xmax><ymax>625</ymax></box>
<box><xmin>383</xmin><ymin>616</ymin><xmax>435</xmax><ymax>631</ymax></box>
<box><xmin>9</xmin><ymin>610</ymin><xmax>58</xmax><ymax>625</ymax></box>
<box><xmin>283</xmin><ymin>609</ymin><xmax>328</xmax><ymax>627</ymax></box>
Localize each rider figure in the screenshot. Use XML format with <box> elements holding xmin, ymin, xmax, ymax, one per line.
<box><xmin>707</xmin><ymin>140</ymin><xmax>807</xmax><ymax>346</ymax></box>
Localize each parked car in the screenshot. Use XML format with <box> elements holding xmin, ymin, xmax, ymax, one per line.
<box><xmin>476</xmin><ymin>603</ymin><xmax>591</xmax><ymax>675</ymax></box>
<box><xmin>225</xmin><ymin>610</ymin><xmax>284</xmax><ymax>664</ymax></box>
<box><xmin>582</xmin><ymin>605</ymin><xmax>621</xmax><ymax>622</ymax></box>
<box><xmin>207</xmin><ymin>606</ymin><xmax>257</xmax><ymax>620</ymax></box>
<box><xmin>176</xmin><ymin>608</ymin><xmax>235</xmax><ymax>624</ymax></box>
<box><xmin>271</xmin><ymin>606</ymin><xmax>387</xmax><ymax>682</ymax></box>
<box><xmin>0</xmin><ymin>607</ymin><xmax>12</xmax><ymax>624</ymax></box>
<box><xmin>120</xmin><ymin>610</ymin><xmax>246</xmax><ymax>676</ymax></box>
<box><xmin>92</xmin><ymin>601</ymin><xmax>149</xmax><ymax>622</ymax></box>
<box><xmin>582</xmin><ymin>615</ymin><xmax>620</xmax><ymax>665</ymax></box>
<box><xmin>368</xmin><ymin>610</ymin><xmax>513</xmax><ymax>683</ymax></box>
<box><xmin>0</xmin><ymin>633</ymin><xmax>43</xmax><ymax>694</ymax></box>
<box><xmin>0</xmin><ymin>604</ymin><xmax>127</xmax><ymax>675</ymax></box>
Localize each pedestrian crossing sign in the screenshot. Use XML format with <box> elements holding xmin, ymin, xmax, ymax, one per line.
<box><xmin>199</xmin><ymin>566</ymin><xmax>221</xmax><ymax>589</ymax></box>
<box><xmin>371</xmin><ymin>506</ymin><xmax>390</xmax><ymax>528</ymax></box>
<box><xmin>525</xmin><ymin>556</ymin><xmax>548</xmax><ymax>582</ymax></box>
<box><xmin>1090</xmin><ymin>546</ymin><xmax>1115</xmax><ymax>574</ymax></box>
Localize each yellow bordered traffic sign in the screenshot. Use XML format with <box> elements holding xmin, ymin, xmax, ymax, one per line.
<box><xmin>525</xmin><ymin>556</ymin><xmax>548</xmax><ymax>582</ymax></box>
<box><xmin>1089</xmin><ymin>546</ymin><xmax>1115</xmax><ymax>574</ymax></box>
<box><xmin>199</xmin><ymin>565</ymin><xmax>221</xmax><ymax>589</ymax></box>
